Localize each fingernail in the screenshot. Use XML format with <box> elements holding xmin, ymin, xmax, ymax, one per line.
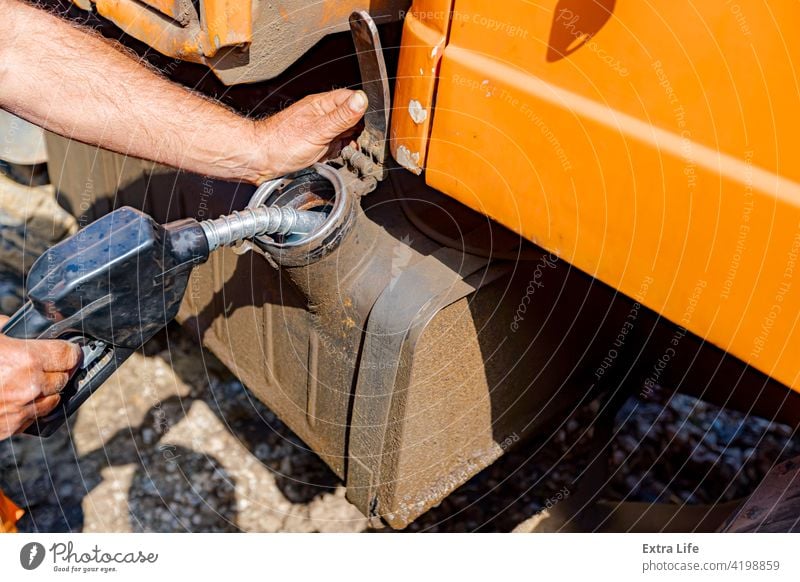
<box><xmin>348</xmin><ymin>90</ymin><xmax>368</xmax><ymax>113</ymax></box>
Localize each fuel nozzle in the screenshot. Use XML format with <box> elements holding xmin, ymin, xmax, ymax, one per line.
<box><xmin>180</xmin><ymin>163</ymin><xmax>349</xmax><ymax>265</ymax></box>
<box><xmin>1</xmin><ymin>199</ymin><xmax>327</xmax><ymax>437</ymax></box>
<box><xmin>200</xmin><ymin>206</ymin><xmax>326</xmax><ymax>252</ymax></box>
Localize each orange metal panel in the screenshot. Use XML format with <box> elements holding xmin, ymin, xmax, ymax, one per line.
<box><xmin>93</xmin><ymin>0</ymin><xmax>204</xmax><ymax>60</ymax></box>
<box><xmin>390</xmin><ymin>0</ymin><xmax>453</xmax><ymax>174</ymax></box>
<box><xmin>0</xmin><ymin>489</ymin><xmax>22</xmax><ymax>533</ymax></box>
<box><xmin>136</xmin><ymin>0</ymin><xmax>187</xmax><ymax>22</ymax></box>
<box><xmin>86</xmin><ymin>0</ymin><xmax>252</xmax><ymax>61</ymax></box>
<box><xmin>417</xmin><ymin>0</ymin><xmax>800</xmax><ymax>391</ymax></box>
<box><xmin>201</xmin><ymin>0</ymin><xmax>252</xmax><ymax>57</ymax></box>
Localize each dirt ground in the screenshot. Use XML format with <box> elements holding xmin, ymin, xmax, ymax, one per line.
<box><xmin>2</xmin><ymin>324</ymin><xmax>797</xmax><ymax>533</ymax></box>
<box><xmin>1</xmin><ymin>168</ymin><xmax>799</xmax><ymax>533</ymax></box>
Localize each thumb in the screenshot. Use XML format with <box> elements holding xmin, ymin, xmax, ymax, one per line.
<box><xmin>319</xmin><ymin>90</ymin><xmax>368</xmax><ymax>139</ymax></box>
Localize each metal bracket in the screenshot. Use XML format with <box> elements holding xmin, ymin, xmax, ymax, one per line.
<box><xmin>342</xmin><ymin>10</ymin><xmax>392</xmax><ymax>192</ymax></box>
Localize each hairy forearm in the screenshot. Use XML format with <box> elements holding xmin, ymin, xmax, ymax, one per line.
<box><xmin>0</xmin><ymin>0</ymin><xmax>266</xmax><ymax>183</ymax></box>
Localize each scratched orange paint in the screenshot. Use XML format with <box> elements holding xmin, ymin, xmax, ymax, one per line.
<box><xmin>390</xmin><ymin>0</ymin><xmax>800</xmax><ymax>391</ymax></box>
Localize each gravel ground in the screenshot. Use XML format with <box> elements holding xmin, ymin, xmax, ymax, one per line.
<box><xmin>1</xmin><ymin>169</ymin><xmax>799</xmax><ymax>532</ymax></box>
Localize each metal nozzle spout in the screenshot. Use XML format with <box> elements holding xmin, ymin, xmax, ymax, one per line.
<box><xmin>200</xmin><ymin>206</ymin><xmax>327</xmax><ymax>252</ymax></box>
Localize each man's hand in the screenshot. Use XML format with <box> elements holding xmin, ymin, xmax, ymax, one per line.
<box><xmin>252</xmin><ymin>89</ymin><xmax>368</xmax><ymax>182</ymax></box>
<box><xmin>0</xmin><ymin>1</ymin><xmax>369</xmax><ymax>187</ymax></box>
<box><xmin>0</xmin><ymin>316</ymin><xmax>82</xmax><ymax>439</ymax></box>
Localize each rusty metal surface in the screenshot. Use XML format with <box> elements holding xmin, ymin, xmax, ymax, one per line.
<box><xmin>335</xmin><ymin>12</ymin><xmax>392</xmax><ymax>191</ymax></box>
<box><xmin>229</xmin><ymin>0</ymin><xmax>409</xmax><ymax>85</ymax></box>
<box><xmin>86</xmin><ymin>0</ymin><xmax>246</xmax><ymax>63</ymax></box>
<box><xmin>348</xmin><ymin>11</ymin><xmax>391</xmax><ymax>171</ymax></box>
<box><xmin>70</xmin><ymin>0</ymin><xmax>408</xmax><ymax>85</ymax></box>
<box><xmin>136</xmin><ymin>0</ymin><xmax>193</xmax><ymax>25</ymax></box>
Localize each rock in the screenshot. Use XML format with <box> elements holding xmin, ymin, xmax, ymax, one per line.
<box><xmin>0</xmin><ymin>173</ymin><xmax>76</xmax><ymax>274</ymax></box>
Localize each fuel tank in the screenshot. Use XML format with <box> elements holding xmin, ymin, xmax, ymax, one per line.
<box><xmin>46</xmin><ymin>132</ymin><xmax>800</xmax><ymax>527</ymax></box>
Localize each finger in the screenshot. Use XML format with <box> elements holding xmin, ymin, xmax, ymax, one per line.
<box><xmin>15</xmin><ymin>418</ymin><xmax>34</xmax><ymax>436</ymax></box>
<box><xmin>36</xmin><ymin>340</ymin><xmax>82</xmax><ymax>372</ymax></box>
<box><xmin>0</xmin><ymin>315</ymin><xmax>9</xmax><ymax>327</ymax></box>
<box><xmin>25</xmin><ymin>393</ymin><xmax>61</xmax><ymax>419</ymax></box>
<box><xmin>305</xmin><ymin>88</ymin><xmax>358</xmax><ymax>114</ymax></box>
<box><xmin>41</xmin><ymin>371</ymin><xmax>71</xmax><ymax>396</ymax></box>
<box><xmin>316</xmin><ymin>90</ymin><xmax>368</xmax><ymax>139</ymax></box>
<box><xmin>8</xmin><ymin>369</ymin><xmax>46</xmax><ymax>403</ymax></box>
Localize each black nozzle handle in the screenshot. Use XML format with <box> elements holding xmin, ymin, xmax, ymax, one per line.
<box><xmin>23</xmin><ymin>345</ymin><xmax>135</xmax><ymax>437</ymax></box>
<box><xmin>1</xmin><ymin>301</ymin><xmax>56</xmax><ymax>340</ymax></box>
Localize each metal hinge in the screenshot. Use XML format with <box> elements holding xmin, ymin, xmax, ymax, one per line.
<box><xmin>338</xmin><ymin>11</ymin><xmax>391</xmax><ymax>195</ymax></box>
